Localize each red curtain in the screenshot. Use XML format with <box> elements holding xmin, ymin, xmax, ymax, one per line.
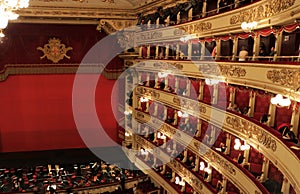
<box><xmin>0</xmin><ymin>74</ymin><xmax>117</xmax><ymax>152</ymax></box>
<box><xmin>256</xmin><ymin>28</ymin><xmax>277</xmax><ymax>37</ymax></box>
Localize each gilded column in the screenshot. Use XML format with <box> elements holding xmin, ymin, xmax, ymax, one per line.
<box><xmin>195</xmin><ymin>119</ymin><xmax>202</xmax><ymax>137</ymax></box>
<box><xmin>212</xmin><ymin>84</ymin><xmax>218</xmax><ymax>104</ymax></box>
<box><xmin>232</xmin><ymin>36</ymin><xmax>238</xmax><ymax>61</ymax></box>
<box><xmin>228</xmin><ymin>86</ymin><xmax>236</xmax><ymax>108</ymax></box>
<box><xmin>274</xmin><ymin>31</ymin><xmax>283</xmax><ymax>61</ymax></box>
<box><xmin>165</xmin><ymin>44</ymin><xmax>170</xmax><ymax>59</ymax></box>
<box><xmin>290</xmin><ymin>103</ymin><xmax>299</xmax><ymax>136</ymax></box>
<box><xmin>147</xmin><ymin>45</ymin><xmax>151</xmax><ymax>59</ymax></box>
<box><xmin>193</xmin><ymin>156</ymin><xmax>200</xmax><ymax>172</ymax></box>
<box><xmin>198</xmin><ymin>80</ymin><xmax>204</xmax><ymax>100</ymax></box>
<box><xmin>267</xmin><ymin>103</ymin><xmax>276</xmax><ymax>127</ymax></box>
<box><xmin>155</xmin><ymin>45</ymin><xmax>159</xmax><ymax>59</ymax></box>
<box><xmin>252</xmin><ymin>34</ymin><xmax>260</xmax><ymax>61</ymax></box>
<box><xmin>248</xmin><ymin>90</ymin><xmax>256</xmax><ymax>117</ymax></box>
<box><xmin>139</xmin><ymin>46</ymin><xmax>143</xmax><ymax>58</ymax></box>
<box><xmin>202</xmin><ymin>0</ymin><xmax>207</xmax><ymax>17</ymax></box>
<box><xmin>216</xmin><ymin>38</ymin><xmax>221</xmax><ymax>60</ymax></box>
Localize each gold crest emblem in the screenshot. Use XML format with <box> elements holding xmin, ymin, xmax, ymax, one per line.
<box><xmin>37</xmin><ymin>38</ymin><xmax>73</xmax><ymax>63</ymax></box>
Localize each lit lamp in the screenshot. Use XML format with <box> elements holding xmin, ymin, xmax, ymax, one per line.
<box><xmin>0</xmin><ymin>0</ymin><xmax>30</xmax><ymax>37</ymax></box>
<box><xmin>270</xmin><ymin>94</ymin><xmax>291</xmax><ymax>107</ymax></box>
<box><xmin>234</xmin><ymin>138</ymin><xmax>250</xmax><ymax>150</ymax></box>
<box><xmin>241</xmin><ymin>21</ymin><xmax>258</xmax><ymax>33</ymax></box>
<box><xmin>205</xmin><ymin>78</ymin><xmax>220</xmax><ymax>86</ymax></box>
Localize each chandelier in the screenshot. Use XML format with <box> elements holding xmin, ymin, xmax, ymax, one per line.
<box><xmin>0</xmin><ymin>0</ymin><xmax>30</xmax><ymax>37</ymax></box>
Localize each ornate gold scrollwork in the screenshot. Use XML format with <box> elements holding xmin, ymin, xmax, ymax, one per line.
<box><xmin>37</xmin><ymin>38</ymin><xmax>73</xmax><ymax>63</ymax></box>
<box><xmin>230</xmin><ymin>0</ymin><xmax>296</xmax><ymax>24</ymax></box>
<box><xmin>267</xmin><ymin>69</ymin><xmax>300</xmax><ymax>89</ymax></box>
<box><xmin>226</xmin><ymin>115</ymin><xmax>277</xmax><ymax>151</ymax></box>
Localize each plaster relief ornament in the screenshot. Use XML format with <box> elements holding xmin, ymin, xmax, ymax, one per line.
<box><xmin>37</xmin><ymin>38</ymin><xmax>73</xmax><ymax>63</ymax></box>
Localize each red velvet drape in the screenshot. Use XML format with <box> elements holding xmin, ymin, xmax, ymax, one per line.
<box><xmin>0</xmin><ymin>74</ymin><xmax>118</xmax><ymax>152</ymax></box>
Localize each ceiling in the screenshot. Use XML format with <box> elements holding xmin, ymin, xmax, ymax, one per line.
<box><xmin>13</xmin><ymin>0</ymin><xmax>182</xmax><ymax>25</ymax></box>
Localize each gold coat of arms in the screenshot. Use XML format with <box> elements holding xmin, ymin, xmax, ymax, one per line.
<box><xmin>37</xmin><ymin>38</ymin><xmax>73</xmax><ymax>63</ymax></box>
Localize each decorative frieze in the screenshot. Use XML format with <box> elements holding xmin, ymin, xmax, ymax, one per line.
<box><xmin>267</xmin><ymin>69</ymin><xmax>300</xmax><ymax>89</ymax></box>
<box><xmin>230</xmin><ymin>0</ymin><xmax>296</xmax><ymax>24</ymax></box>
<box><xmin>178</xmin><ymin>22</ymin><xmax>212</xmax><ymax>34</ymax></box>
<box><xmin>226</xmin><ymin>115</ymin><xmax>277</xmax><ymax>151</ymax></box>
<box><xmin>199</xmin><ymin>64</ymin><xmax>246</xmax><ymax>78</ymax></box>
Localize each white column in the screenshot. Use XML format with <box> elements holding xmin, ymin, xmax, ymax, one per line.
<box><xmin>163</xmin><ymin>106</ymin><xmax>167</xmax><ymax>121</ymax></box>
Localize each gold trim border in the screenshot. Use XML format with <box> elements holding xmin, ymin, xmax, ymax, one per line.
<box><xmin>0</xmin><ymin>63</ymin><xmax>123</xmax><ymax>81</ymax></box>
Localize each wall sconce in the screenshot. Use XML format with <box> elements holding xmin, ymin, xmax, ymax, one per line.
<box><xmin>158</xmin><ymin>71</ymin><xmax>169</xmax><ymax>78</ymax></box>
<box><xmin>124</xmin><ymin>110</ymin><xmax>132</xmax><ymax>115</ymax></box>
<box><xmin>140</xmin><ymin>97</ymin><xmax>150</xmax><ymax>102</ymax></box>
<box><xmin>205</xmin><ymin>78</ymin><xmax>220</xmax><ymax>86</ymax></box>
<box><xmin>241</xmin><ymin>21</ymin><xmax>258</xmax><ymax>32</ymax></box>
<box><xmin>175</xmin><ymin>176</ymin><xmax>185</xmax><ymax>186</ymax></box>
<box><xmin>157</xmin><ymin>132</ymin><xmax>166</xmax><ymax>140</ymax></box>
<box><xmin>125</xmin><ymin>131</ymin><xmax>130</xmax><ymax>137</ymax></box>
<box><xmin>234</xmin><ymin>138</ymin><xmax>250</xmax><ymax>151</ymax></box>
<box><xmin>270</xmin><ymin>94</ymin><xmax>291</xmax><ymax>107</ymax></box>
<box><xmin>178</xmin><ymin>110</ymin><xmax>188</xmax><ymax>118</ymax></box>
<box><xmin>140</xmin><ymin>148</ymin><xmax>148</xmax><ymax>155</ymax></box>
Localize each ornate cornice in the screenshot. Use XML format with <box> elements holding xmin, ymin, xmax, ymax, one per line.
<box><xmin>97</xmin><ymin>19</ymin><xmax>137</xmax><ymax>34</ymax></box>
<box><xmin>230</xmin><ymin>0</ymin><xmax>296</xmax><ymax>24</ymax></box>
<box><xmin>178</xmin><ymin>22</ymin><xmax>212</xmax><ymax>35</ymax></box>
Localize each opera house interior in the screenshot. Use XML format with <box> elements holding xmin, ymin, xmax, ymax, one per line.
<box><xmin>0</xmin><ymin>0</ymin><xmax>300</xmax><ymax>193</ymax></box>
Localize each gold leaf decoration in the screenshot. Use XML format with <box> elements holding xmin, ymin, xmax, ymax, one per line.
<box><xmin>37</xmin><ymin>38</ymin><xmax>73</xmax><ymax>63</ymax></box>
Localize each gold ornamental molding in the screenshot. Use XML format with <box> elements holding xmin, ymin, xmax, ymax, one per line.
<box><xmin>230</xmin><ymin>0</ymin><xmax>296</xmax><ymax>24</ymax></box>
<box><xmin>267</xmin><ymin>69</ymin><xmax>300</xmax><ymax>89</ymax></box>
<box><xmin>0</xmin><ymin>63</ymin><xmax>122</xmax><ymax>81</ymax></box>
<box><xmin>225</xmin><ymin>115</ymin><xmax>277</xmax><ymax>151</ymax></box>
<box><xmin>37</xmin><ymin>38</ymin><xmax>73</xmax><ymax>63</ymax></box>
<box><xmin>97</xmin><ymin>19</ymin><xmax>137</xmax><ymax>34</ymax></box>
<box><xmin>178</xmin><ymin>21</ymin><xmax>212</xmax><ymax>34</ymax></box>
<box><xmin>200</xmin><ymin>64</ymin><xmax>246</xmax><ymax>78</ymax></box>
